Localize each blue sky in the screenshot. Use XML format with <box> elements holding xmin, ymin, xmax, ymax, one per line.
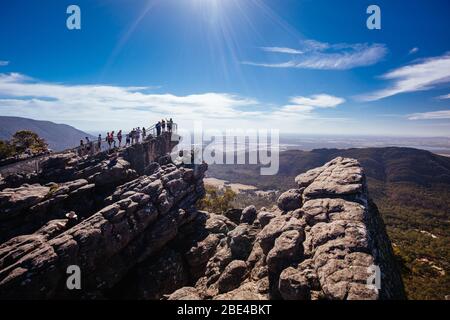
<box><xmin>0</xmin><ymin>0</ymin><xmax>449</xmax><ymax>136</ymax></box>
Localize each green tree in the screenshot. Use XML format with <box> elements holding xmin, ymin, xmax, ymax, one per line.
<box><xmin>0</xmin><ymin>140</ymin><xmax>16</xmax><ymax>160</ymax></box>
<box><xmin>11</xmin><ymin>130</ymin><xmax>48</xmax><ymax>154</ymax></box>
<box><xmin>198</xmin><ymin>186</ymin><xmax>236</xmax><ymax>214</ymax></box>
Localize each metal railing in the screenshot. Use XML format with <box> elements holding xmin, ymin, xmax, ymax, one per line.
<box><xmin>0</xmin><ymin>122</ymin><xmax>178</xmax><ymax>178</ymax></box>
<box><xmin>146</xmin><ymin>121</ymin><xmax>177</xmax><ymax>138</ymax></box>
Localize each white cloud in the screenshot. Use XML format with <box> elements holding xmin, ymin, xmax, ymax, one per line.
<box><xmin>0</xmin><ymin>61</ymin><xmax>9</xmax><ymax>66</ymax></box>
<box><xmin>408</xmin><ymin>110</ymin><xmax>450</xmax><ymax>120</ymax></box>
<box><xmin>359</xmin><ymin>52</ymin><xmax>450</xmax><ymax>101</ymax></box>
<box><xmin>0</xmin><ymin>72</ymin><xmax>348</xmax><ymax>131</ymax></box>
<box><xmin>408</xmin><ymin>47</ymin><xmax>419</xmax><ymax>55</ymax></box>
<box><xmin>276</xmin><ymin>94</ymin><xmax>345</xmax><ymax>119</ymax></box>
<box><xmin>438</xmin><ymin>93</ymin><xmax>450</xmax><ymax>99</ymax></box>
<box><xmin>244</xmin><ymin>40</ymin><xmax>387</xmax><ymax>70</ymax></box>
<box><xmin>289</xmin><ymin>94</ymin><xmax>345</xmax><ymax>108</ymax></box>
<box><xmin>0</xmin><ymin>73</ymin><xmax>262</xmax><ymax>128</ymax></box>
<box><xmin>260</xmin><ymin>47</ymin><xmax>303</xmax><ymax>55</ymax></box>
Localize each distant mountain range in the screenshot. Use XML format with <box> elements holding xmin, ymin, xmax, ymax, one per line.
<box><xmin>208</xmin><ymin>147</ymin><xmax>450</xmax><ymax>299</ymax></box>
<box><xmin>208</xmin><ymin>147</ymin><xmax>450</xmax><ymax>190</ymax></box>
<box><xmin>0</xmin><ymin>116</ymin><xmax>93</xmax><ymax>151</ymax></box>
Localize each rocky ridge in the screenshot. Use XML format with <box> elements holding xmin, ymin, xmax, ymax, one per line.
<box><xmin>168</xmin><ymin>157</ymin><xmax>405</xmax><ymax>300</ymax></box>
<box><xmin>0</xmin><ymin>137</ymin><xmax>405</xmax><ymax>299</ymax></box>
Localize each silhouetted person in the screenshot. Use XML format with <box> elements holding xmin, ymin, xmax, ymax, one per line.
<box><xmin>161</xmin><ymin>119</ymin><xmax>166</xmax><ymax>132</ymax></box>
<box><xmin>142</xmin><ymin>127</ymin><xmax>146</xmax><ymax>139</ymax></box>
<box><xmin>111</xmin><ymin>131</ymin><xmax>116</xmax><ymax>148</ymax></box>
<box><xmin>117</xmin><ymin>130</ymin><xmax>123</xmax><ymax>147</ymax></box>
<box><xmin>79</xmin><ymin>139</ymin><xmax>85</xmax><ymax>156</ymax></box>
<box><xmin>167</xmin><ymin>118</ymin><xmax>173</xmax><ymax>133</ymax></box>
<box><xmin>106</xmin><ymin>132</ymin><xmax>111</xmax><ymax>149</ymax></box>
<box><xmin>85</xmin><ymin>137</ymin><xmax>91</xmax><ymax>154</ymax></box>
<box><xmin>97</xmin><ymin>134</ymin><xmax>102</xmax><ymax>151</ymax></box>
<box><xmin>136</xmin><ymin>127</ymin><xmax>141</xmax><ymax>143</ymax></box>
<box><xmin>131</xmin><ymin>128</ymin><xmax>135</xmax><ymax>144</ymax></box>
<box><xmin>156</xmin><ymin>121</ymin><xmax>161</xmax><ymax>136</ymax></box>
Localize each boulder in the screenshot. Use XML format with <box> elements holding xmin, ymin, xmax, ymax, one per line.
<box><xmin>223</xmin><ymin>208</ymin><xmax>242</xmax><ymax>225</ymax></box>
<box><xmin>277</xmin><ymin>189</ymin><xmax>303</xmax><ymax>211</ymax></box>
<box><xmin>266</xmin><ymin>230</ymin><xmax>304</xmax><ymax>273</ymax></box>
<box><xmin>216</xmin><ymin>260</ymin><xmax>248</xmax><ymax>293</ymax></box>
<box><xmin>240</xmin><ymin>205</ymin><xmax>257</xmax><ymax>224</ymax></box>
<box><xmin>167</xmin><ymin>287</ymin><xmax>202</xmax><ymax>300</ymax></box>
<box><xmin>256</xmin><ymin>211</ymin><xmax>277</xmax><ymax>228</ymax></box>
<box><xmin>228</xmin><ymin>224</ymin><xmax>257</xmax><ymax>260</ymax></box>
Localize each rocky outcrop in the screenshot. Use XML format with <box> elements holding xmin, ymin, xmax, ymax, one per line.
<box><xmin>169</xmin><ymin>157</ymin><xmax>405</xmax><ymax>300</ymax></box>
<box><xmin>0</xmin><ymin>152</ymin><xmax>405</xmax><ymax>300</ymax></box>
<box><xmin>0</xmin><ymin>132</ymin><xmax>177</xmax><ymax>242</ymax></box>
<box><xmin>0</xmin><ymin>161</ymin><xmax>207</xmax><ymax>299</ymax></box>
<box><xmin>0</xmin><ymin>132</ymin><xmax>177</xmax><ymax>191</ymax></box>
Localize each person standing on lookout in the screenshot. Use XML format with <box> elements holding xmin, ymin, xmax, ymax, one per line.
<box><xmin>136</xmin><ymin>127</ymin><xmax>141</xmax><ymax>143</ymax></box>
<box><xmin>79</xmin><ymin>139</ymin><xmax>85</xmax><ymax>156</ymax></box>
<box><xmin>110</xmin><ymin>131</ymin><xmax>116</xmax><ymax>148</ymax></box>
<box><xmin>161</xmin><ymin>119</ymin><xmax>166</xmax><ymax>132</ymax></box>
<box><xmin>167</xmin><ymin>118</ymin><xmax>173</xmax><ymax>133</ymax></box>
<box><xmin>129</xmin><ymin>128</ymin><xmax>133</xmax><ymax>144</ymax></box>
<box><xmin>106</xmin><ymin>132</ymin><xmax>110</xmax><ymax>149</ymax></box>
<box><xmin>156</xmin><ymin>121</ymin><xmax>161</xmax><ymax>136</ymax></box>
<box><xmin>142</xmin><ymin>127</ymin><xmax>146</xmax><ymax>140</ymax></box>
<box><xmin>85</xmin><ymin>137</ymin><xmax>91</xmax><ymax>154</ymax></box>
<box><xmin>97</xmin><ymin>134</ymin><xmax>102</xmax><ymax>151</ymax></box>
<box><xmin>117</xmin><ymin>130</ymin><xmax>123</xmax><ymax>148</ymax></box>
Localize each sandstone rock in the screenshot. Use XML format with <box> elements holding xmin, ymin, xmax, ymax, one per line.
<box><xmin>256</xmin><ymin>211</ymin><xmax>277</xmax><ymax>228</ymax></box>
<box><xmin>92</xmin><ymin>158</ymin><xmax>138</xmax><ymax>188</ymax></box>
<box><xmin>204</xmin><ymin>241</ymin><xmax>233</xmax><ymax>285</ymax></box>
<box><xmin>135</xmin><ymin>249</ymin><xmax>189</xmax><ymax>300</ymax></box>
<box><xmin>223</xmin><ymin>208</ymin><xmax>242</xmax><ymax>225</ymax></box>
<box><xmin>295</xmin><ymin>166</ymin><xmax>325</xmax><ymax>188</ymax></box>
<box><xmin>228</xmin><ymin>224</ymin><xmax>257</xmax><ymax>260</ymax></box>
<box><xmin>216</xmin><ymin>260</ymin><xmax>248</xmax><ymax>293</ymax></box>
<box><xmin>240</xmin><ymin>205</ymin><xmax>257</xmax><ymax>224</ymax></box>
<box><xmin>0</xmin><ymin>161</ymin><xmax>207</xmax><ymax>299</ymax></box>
<box><xmin>0</xmin><ymin>153</ymin><xmax>405</xmax><ymax>301</ymax></box>
<box><xmin>277</xmin><ymin>189</ymin><xmax>302</xmax><ymax>211</ymax></box>
<box><xmin>213</xmin><ymin>282</ymin><xmax>267</xmax><ymax>300</ymax></box>
<box><xmin>167</xmin><ymin>287</ymin><xmax>202</xmax><ymax>300</ymax></box>
<box><xmin>266</xmin><ymin>230</ymin><xmax>304</xmax><ymax>273</ymax></box>
<box><xmin>185</xmin><ymin>234</ymin><xmax>221</xmax><ymax>276</ymax></box>
<box><xmin>301</xmin><ymin>198</ymin><xmax>366</xmax><ymax>226</ymax></box>
<box><xmin>257</xmin><ymin>215</ymin><xmax>304</xmax><ymax>254</ymax></box>
<box><xmin>279</xmin><ymin>267</ymin><xmax>310</xmax><ymax>300</ymax></box>
<box><xmin>205</xmin><ymin>213</ymin><xmax>236</xmax><ymax>235</ymax></box>
<box><xmin>278</xmin><ymin>259</ymin><xmax>319</xmax><ymax>300</ymax></box>
<box><xmin>0</xmin><ymin>184</ymin><xmax>50</xmax><ymax>216</ymax></box>
<box><xmin>302</xmin><ymin>157</ymin><xmax>365</xmax><ymax>202</ymax></box>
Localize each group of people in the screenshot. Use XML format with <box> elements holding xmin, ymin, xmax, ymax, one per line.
<box><xmin>78</xmin><ymin>136</ymin><xmax>97</xmax><ymax>156</ymax></box>
<box><xmin>155</xmin><ymin>118</ymin><xmax>174</xmax><ymax>136</ymax></box>
<box><xmin>78</xmin><ymin>119</ymin><xmax>174</xmax><ymax>156</ymax></box>
<box><xmin>102</xmin><ymin>127</ymin><xmax>146</xmax><ymax>150</ymax></box>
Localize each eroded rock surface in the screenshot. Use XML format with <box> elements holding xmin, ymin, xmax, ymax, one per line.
<box><xmin>169</xmin><ymin>157</ymin><xmax>405</xmax><ymax>300</ymax></box>
<box><xmin>0</xmin><ymin>154</ymin><xmax>405</xmax><ymax>300</ymax></box>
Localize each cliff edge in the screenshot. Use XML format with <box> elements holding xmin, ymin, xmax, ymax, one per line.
<box><xmin>0</xmin><ymin>147</ymin><xmax>405</xmax><ymax>299</ymax></box>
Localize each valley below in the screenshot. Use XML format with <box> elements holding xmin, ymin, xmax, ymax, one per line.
<box><xmin>207</xmin><ymin>147</ymin><xmax>450</xmax><ymax>300</ymax></box>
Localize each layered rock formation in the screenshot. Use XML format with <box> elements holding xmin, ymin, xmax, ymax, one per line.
<box><xmin>168</xmin><ymin>157</ymin><xmax>405</xmax><ymax>300</ymax></box>
<box><xmin>0</xmin><ymin>132</ymin><xmax>178</xmax><ymax>242</ymax></box>
<box><xmin>0</xmin><ymin>145</ymin><xmax>405</xmax><ymax>300</ymax></box>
